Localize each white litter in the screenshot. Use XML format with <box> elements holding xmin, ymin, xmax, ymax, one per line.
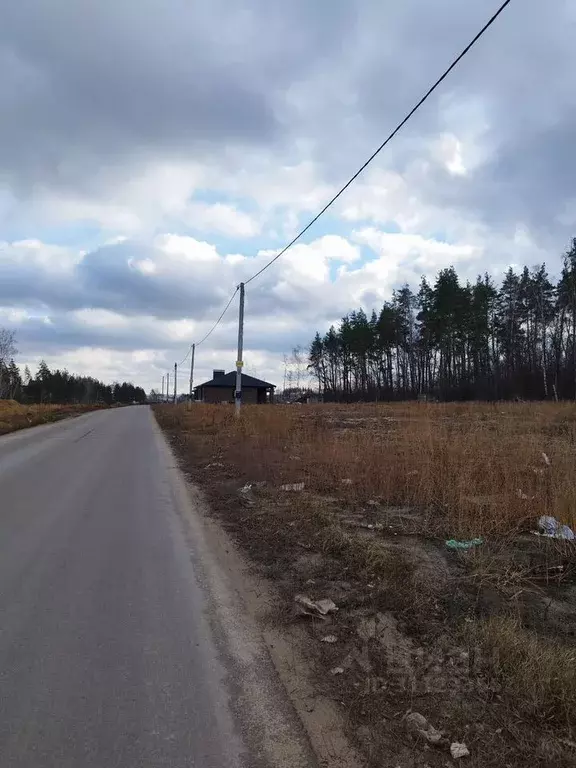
<box><xmin>321</xmin><ymin>635</ymin><xmax>338</xmax><ymax>644</ymax></box>
<box><xmin>330</xmin><ymin>666</ymin><xmax>344</xmax><ymax>675</ymax></box>
<box><xmin>450</xmin><ymin>742</ymin><xmax>470</xmax><ymax>759</ymax></box>
<box><xmin>405</xmin><ymin>712</ymin><xmax>443</xmax><ymax>745</ymax></box>
<box><xmin>294</xmin><ymin>594</ymin><xmax>338</xmax><ymax>618</ymax></box>
<box><xmin>542</xmin><ymin>452</ymin><xmax>551</xmax><ymax>466</ymax></box>
<box><xmin>559</xmin><ymin>526</ymin><xmax>575</xmax><ymax>540</ymax></box>
<box><xmin>315</xmin><ymin>598</ymin><xmax>338</xmax><ymax>615</ymax></box>
<box><xmin>537</xmin><ymin>515</ymin><xmax>575</xmax><ymax>540</ymax></box>
<box><xmin>280</xmin><ymin>482</ymin><xmax>305</xmax><ymax>492</ymax></box>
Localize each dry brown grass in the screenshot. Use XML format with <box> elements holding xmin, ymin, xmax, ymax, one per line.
<box><xmin>0</xmin><ymin>400</ymin><xmax>106</xmax><ymax>435</ymax></box>
<box><xmin>158</xmin><ymin>401</ymin><xmax>576</xmax><ymax>538</ymax></box>
<box><xmin>156</xmin><ymin>401</ymin><xmax>576</xmax><ymax>767</ymax></box>
<box><xmin>475</xmin><ymin>616</ymin><xmax>576</xmax><ymax>727</ymax></box>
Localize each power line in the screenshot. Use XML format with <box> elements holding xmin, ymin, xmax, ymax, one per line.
<box><xmin>178</xmin><ymin>345</ymin><xmax>192</xmax><ymax>366</ymax></box>
<box><xmin>245</xmin><ymin>0</ymin><xmax>512</xmax><ymax>286</ymax></box>
<box><xmin>194</xmin><ymin>286</ymin><xmax>239</xmax><ymax>348</ymax></box>
<box><xmin>171</xmin><ymin>287</ymin><xmax>238</xmax><ymax>382</ymax></box>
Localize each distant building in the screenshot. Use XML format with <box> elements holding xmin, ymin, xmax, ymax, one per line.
<box><xmin>294</xmin><ymin>392</ymin><xmax>322</xmax><ymax>404</ymax></box>
<box><xmin>194</xmin><ymin>370</ymin><xmax>276</xmax><ymax>404</ymax></box>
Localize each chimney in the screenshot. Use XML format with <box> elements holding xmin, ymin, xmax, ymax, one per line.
<box><xmin>213</xmin><ymin>369</ymin><xmax>225</xmax><ymax>381</ymax></box>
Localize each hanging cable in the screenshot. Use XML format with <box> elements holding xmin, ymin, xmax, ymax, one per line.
<box><xmin>195</xmin><ymin>286</ymin><xmax>239</xmax><ymax>348</ymax></box>
<box><xmin>171</xmin><ymin>287</ymin><xmax>238</xmax><ymax>379</ymax></box>
<box><xmin>244</xmin><ymin>0</ymin><xmax>512</xmax><ymax>286</ymax></box>
<box><xmin>178</xmin><ymin>345</ymin><xmax>192</xmax><ymax>366</ymax></box>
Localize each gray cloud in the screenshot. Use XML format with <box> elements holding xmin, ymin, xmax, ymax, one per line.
<box><xmin>14</xmin><ymin>316</ymin><xmax>160</xmax><ymax>357</ymax></box>
<box><xmin>12</xmin><ymin>313</ymin><xmax>310</xmax><ymax>361</ymax></box>
<box><xmin>1</xmin><ymin>0</ymin><xmax>573</xmax><ymax>239</ymax></box>
<box><xmin>0</xmin><ymin>240</ymin><xmax>233</xmax><ymax>318</ymax></box>
<box><xmin>0</xmin><ymin>0</ymin><xmax>352</xmax><ymax>199</ymax></box>
<box><xmin>0</xmin><ymin>236</ymin><xmax>362</xmax><ymax>325</ymax></box>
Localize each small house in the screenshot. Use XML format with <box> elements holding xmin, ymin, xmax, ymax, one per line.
<box><xmin>194</xmin><ymin>370</ymin><xmax>275</xmax><ymax>404</ymax></box>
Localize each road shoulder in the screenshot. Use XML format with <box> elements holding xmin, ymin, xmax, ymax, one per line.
<box><xmin>152</xmin><ymin>413</ymin><xmax>364</xmax><ymax>768</ymax></box>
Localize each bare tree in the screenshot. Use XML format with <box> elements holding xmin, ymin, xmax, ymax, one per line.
<box><xmin>0</xmin><ymin>329</ymin><xmax>17</xmax><ymax>399</ymax></box>
<box><xmin>0</xmin><ymin>329</ymin><xmax>17</xmax><ymax>363</ymax></box>
<box><xmin>291</xmin><ymin>345</ymin><xmax>305</xmax><ymax>390</ymax></box>
<box><xmin>282</xmin><ymin>353</ymin><xmax>289</xmax><ymax>392</ymax></box>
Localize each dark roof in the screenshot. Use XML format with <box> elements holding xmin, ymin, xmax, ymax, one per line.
<box><xmin>195</xmin><ymin>371</ymin><xmax>276</xmax><ymax>389</ymax></box>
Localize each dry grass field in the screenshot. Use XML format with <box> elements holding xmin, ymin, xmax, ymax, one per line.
<box><xmin>156</xmin><ymin>402</ymin><xmax>576</xmax><ymax>768</ymax></box>
<box><xmin>0</xmin><ymin>400</ymin><xmax>106</xmax><ymax>435</ymax></box>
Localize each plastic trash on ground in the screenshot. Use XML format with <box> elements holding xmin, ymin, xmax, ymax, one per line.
<box><xmin>405</xmin><ymin>712</ymin><xmax>443</xmax><ymax>745</ymax></box>
<box><xmin>537</xmin><ymin>515</ymin><xmax>575</xmax><ymax>540</ymax></box>
<box><xmin>450</xmin><ymin>742</ymin><xmax>470</xmax><ymax>759</ymax></box>
<box><xmin>445</xmin><ymin>538</ymin><xmax>483</xmax><ymax>550</ymax></box>
<box><xmin>280</xmin><ymin>482</ymin><xmax>305</xmax><ymax>492</ymax></box>
<box><xmin>294</xmin><ymin>594</ymin><xmax>338</xmax><ymax>619</ymax></box>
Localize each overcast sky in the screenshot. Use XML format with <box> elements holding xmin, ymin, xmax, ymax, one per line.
<box><xmin>1</xmin><ymin>0</ymin><xmax>574</xmax><ymax>391</ymax></box>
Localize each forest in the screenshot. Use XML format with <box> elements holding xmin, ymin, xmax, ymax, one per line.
<box><xmin>0</xmin><ymin>335</ymin><xmax>146</xmax><ymax>405</ymax></box>
<box><xmin>308</xmin><ymin>239</ymin><xmax>576</xmax><ymax>401</ymax></box>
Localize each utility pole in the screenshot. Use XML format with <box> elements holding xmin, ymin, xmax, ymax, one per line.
<box><xmin>166</xmin><ymin>372</ymin><xmax>169</xmax><ymax>403</ymax></box>
<box><xmin>174</xmin><ymin>362</ymin><xmax>177</xmax><ymax>404</ymax></box>
<box><xmin>235</xmin><ymin>282</ymin><xmax>245</xmax><ymax>416</ymax></box>
<box><xmin>189</xmin><ymin>343</ymin><xmax>195</xmax><ymax>405</ymax></box>
<box><xmin>161</xmin><ymin>375</ymin><xmax>165</xmax><ymax>403</ymax></box>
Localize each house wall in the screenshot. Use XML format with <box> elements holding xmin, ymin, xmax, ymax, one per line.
<box><xmin>203</xmin><ymin>387</ymin><xmax>234</xmax><ymax>403</ymax></box>
<box><xmin>243</xmin><ymin>388</ymin><xmax>259</xmax><ymax>404</ymax></box>
<box><xmin>202</xmin><ymin>386</ymin><xmax>260</xmax><ymax>404</ymax></box>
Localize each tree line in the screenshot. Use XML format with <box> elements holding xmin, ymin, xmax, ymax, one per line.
<box><xmin>0</xmin><ymin>333</ymin><xmax>146</xmax><ymax>405</ymax></box>
<box><xmin>308</xmin><ymin>239</ymin><xmax>576</xmax><ymax>402</ymax></box>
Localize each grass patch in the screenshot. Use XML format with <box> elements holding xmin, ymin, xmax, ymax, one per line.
<box><xmin>0</xmin><ymin>400</ymin><xmax>107</xmax><ymax>435</ymax></box>
<box><xmin>475</xmin><ymin>616</ymin><xmax>576</xmax><ymax>727</ymax></box>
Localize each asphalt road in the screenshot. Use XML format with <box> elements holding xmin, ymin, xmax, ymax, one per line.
<box><xmin>0</xmin><ymin>406</ymin><xmax>313</xmax><ymax>768</ymax></box>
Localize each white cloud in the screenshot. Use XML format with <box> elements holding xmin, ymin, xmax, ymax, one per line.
<box><xmin>435</xmin><ymin>134</ymin><xmax>466</xmax><ymax>176</ymax></box>
<box><xmin>339</xmin><ymin>166</ymin><xmax>438</xmax><ymax>233</ymax></box>
<box><xmin>164</xmin><ymin>319</ymin><xmax>196</xmax><ymax>340</ymax></box>
<box><xmin>184</xmin><ymin>202</ymin><xmax>260</xmax><ymax>237</ymax></box>
<box><xmin>258</xmin><ymin>234</ymin><xmax>361</xmax><ymax>288</ymax></box>
<box><xmin>0</xmin><ymin>239</ymin><xmax>79</xmax><ymax>272</ymax></box>
<box><xmin>131</xmin><ymin>258</ymin><xmax>157</xmax><ymax>275</ymax></box>
<box><xmin>227</xmin><ymin>160</ymin><xmax>333</xmax><ymax>214</ymax></box>
<box><xmin>23</xmin><ymin>347</ymin><xmax>168</xmax><ymax>387</ymax></box>
<box><xmin>28</xmin><ymin>162</ymin><xmax>208</xmax><ymax>235</ymax></box>
<box><xmin>0</xmin><ymin>307</ymin><xmax>29</xmax><ymax>323</ymax></box>
<box><xmin>353</xmin><ymin>228</ymin><xmax>479</xmax><ymax>272</ymax></box>
<box><xmin>154</xmin><ymin>234</ymin><xmax>221</xmax><ymax>264</ymax></box>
